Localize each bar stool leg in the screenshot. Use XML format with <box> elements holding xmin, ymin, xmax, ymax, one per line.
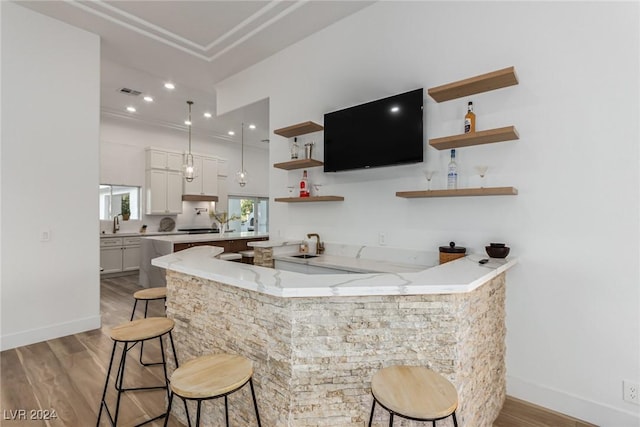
<box><xmin>130</xmin><ymin>300</ymin><xmax>139</xmax><ymax>321</ymax></box>
<box><xmin>368</xmin><ymin>399</ymin><xmax>376</xmax><ymax>427</ymax></box>
<box><xmin>195</xmin><ymin>400</ymin><xmax>202</xmax><ymax>427</ymax></box>
<box><xmin>113</xmin><ymin>342</ymin><xmax>129</xmax><ymax>426</ymax></box>
<box><xmin>224</xmin><ymin>395</ymin><xmax>229</xmax><ymax>427</ymax></box>
<box><xmin>249</xmin><ymin>378</ymin><xmax>262</xmax><ymax>427</ymax></box>
<box><xmin>96</xmin><ymin>341</ymin><xmax>117</xmax><ymax>427</ymax></box>
<box><xmin>452</xmin><ymin>412</ymin><xmax>458</xmax><ymax>427</ymax></box>
<box><xmin>388</xmin><ymin>412</ymin><xmax>393</xmax><ymax>427</ymax></box>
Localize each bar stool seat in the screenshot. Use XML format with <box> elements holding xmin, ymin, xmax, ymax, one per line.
<box><xmin>111</xmin><ymin>317</ymin><xmax>174</xmax><ymax>342</ymax></box>
<box><xmin>130</xmin><ymin>286</ymin><xmax>167</xmax><ymax>320</ymax></box>
<box><xmin>219</xmin><ymin>252</ymin><xmax>242</xmax><ymax>262</ymax></box>
<box><xmin>97</xmin><ymin>317</ymin><xmax>179</xmax><ymax>427</ymax></box>
<box><xmin>165</xmin><ymin>353</ymin><xmax>261</xmax><ymax>427</ymax></box>
<box><xmin>369</xmin><ymin>365</ymin><xmax>458</xmax><ymax>426</ymax></box>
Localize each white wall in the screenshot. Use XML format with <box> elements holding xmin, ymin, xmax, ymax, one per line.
<box><xmin>216</xmin><ymin>2</ymin><xmax>639</xmax><ymax>425</ymax></box>
<box><xmin>99</xmin><ymin>116</ymin><xmax>269</xmax><ymax>233</ymax></box>
<box><xmin>1</xmin><ymin>3</ymin><xmax>101</xmax><ymax>350</ymax></box>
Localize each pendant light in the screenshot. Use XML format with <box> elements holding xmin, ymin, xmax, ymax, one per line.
<box><xmin>183</xmin><ymin>100</ymin><xmax>196</xmax><ymax>182</ymax></box>
<box><xmin>236</xmin><ymin>122</ymin><xmax>248</xmax><ymax>187</ymax></box>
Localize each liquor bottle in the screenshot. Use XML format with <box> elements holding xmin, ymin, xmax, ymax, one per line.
<box><xmin>299</xmin><ymin>170</ymin><xmax>310</xmax><ymax>197</ymax></box>
<box><xmin>447</xmin><ymin>149</ymin><xmax>458</xmax><ymax>189</ymax></box>
<box><xmin>464</xmin><ymin>101</ymin><xmax>475</xmax><ymax>133</ymax></box>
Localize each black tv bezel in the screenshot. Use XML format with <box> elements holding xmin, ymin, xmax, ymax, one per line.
<box><xmin>323</xmin><ymin>88</ymin><xmax>424</xmax><ymax>173</ymax></box>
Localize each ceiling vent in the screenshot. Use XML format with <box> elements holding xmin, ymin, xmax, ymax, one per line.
<box><xmin>119</xmin><ymin>87</ymin><xmax>142</xmax><ymax>96</ymax></box>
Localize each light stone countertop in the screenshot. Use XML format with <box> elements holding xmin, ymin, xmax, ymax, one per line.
<box><xmin>142</xmin><ymin>231</ymin><xmax>269</xmax><ymax>243</ymax></box>
<box><xmin>273</xmin><ymin>252</ymin><xmax>429</xmax><ymax>274</ymax></box>
<box><xmin>152</xmin><ymin>245</ymin><xmax>518</xmax><ymax>297</ymax></box>
<box><xmin>100</xmin><ymin>231</ymin><xmax>186</xmax><ymax>238</ymax></box>
<box><xmin>247</xmin><ymin>239</ymin><xmax>303</xmax><ymax>248</ymax></box>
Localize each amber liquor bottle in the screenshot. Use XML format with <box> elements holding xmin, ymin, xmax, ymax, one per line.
<box><xmin>464</xmin><ymin>101</ymin><xmax>476</xmax><ymax>133</ymax></box>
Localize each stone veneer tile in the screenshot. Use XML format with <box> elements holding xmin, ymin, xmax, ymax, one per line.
<box><xmin>165</xmin><ymin>270</ymin><xmax>506</xmax><ymax>427</ymax></box>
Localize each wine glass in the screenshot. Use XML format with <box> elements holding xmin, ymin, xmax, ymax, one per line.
<box><xmin>423</xmin><ymin>170</ymin><xmax>436</xmax><ymax>190</ymax></box>
<box><xmin>313</xmin><ymin>184</ymin><xmax>322</xmax><ymax>196</ymax></box>
<box><xmin>475</xmin><ymin>166</ymin><xmax>489</xmax><ymax>188</ymax></box>
<box><xmin>287</xmin><ymin>186</ymin><xmax>295</xmax><ymax>197</ymax></box>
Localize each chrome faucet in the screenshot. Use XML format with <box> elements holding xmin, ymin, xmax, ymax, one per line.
<box><xmin>307</xmin><ymin>233</ymin><xmax>324</xmax><ymax>255</ymax></box>
<box><xmin>113</xmin><ymin>214</ymin><xmax>120</xmax><ymax>233</ymax></box>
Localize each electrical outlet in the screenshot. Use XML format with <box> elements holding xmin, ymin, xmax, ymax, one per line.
<box><xmin>623</xmin><ymin>380</ymin><xmax>640</xmax><ymax>405</ymax></box>
<box><xmin>378</xmin><ymin>232</ymin><xmax>386</xmax><ymax>246</ymax></box>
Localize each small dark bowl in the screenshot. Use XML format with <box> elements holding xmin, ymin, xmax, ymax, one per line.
<box><xmin>489</xmin><ymin>242</ymin><xmax>506</xmax><ymax>248</ymax></box>
<box><xmin>486</xmin><ymin>246</ymin><xmax>510</xmax><ymax>258</ymax></box>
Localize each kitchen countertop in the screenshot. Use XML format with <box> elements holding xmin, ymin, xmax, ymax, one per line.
<box><xmin>100</xmin><ymin>231</ymin><xmax>186</xmax><ymax>238</ymax></box>
<box><xmin>152</xmin><ymin>245</ymin><xmax>517</xmax><ymax>297</ymax></box>
<box><xmin>142</xmin><ymin>231</ymin><xmax>269</xmax><ymax>243</ymax></box>
<box><xmin>273</xmin><ymin>252</ymin><xmax>429</xmax><ymax>274</ymax></box>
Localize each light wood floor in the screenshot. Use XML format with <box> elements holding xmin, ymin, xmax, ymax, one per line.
<box><xmin>1</xmin><ymin>274</ymin><xmax>591</xmax><ymax>427</ymax></box>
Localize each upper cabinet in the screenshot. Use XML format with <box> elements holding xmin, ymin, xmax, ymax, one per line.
<box><xmin>183</xmin><ymin>155</ymin><xmax>219</xmax><ymax>201</ymax></box>
<box><xmin>146</xmin><ymin>149</ymin><xmax>183</xmax><ymax>171</ymax></box>
<box><xmin>145</xmin><ymin>148</ymin><xmax>183</xmax><ymax>215</ymax></box>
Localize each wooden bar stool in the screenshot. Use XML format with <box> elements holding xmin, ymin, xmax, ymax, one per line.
<box><xmin>130</xmin><ymin>287</ymin><xmax>168</xmax><ymax>365</ymax></box>
<box><xmin>164</xmin><ymin>353</ymin><xmax>261</xmax><ymax>427</ymax></box>
<box><xmin>130</xmin><ymin>286</ymin><xmax>167</xmax><ymax>320</ymax></box>
<box><xmin>368</xmin><ymin>365</ymin><xmax>458</xmax><ymax>427</ymax></box>
<box><xmin>97</xmin><ymin>317</ymin><xmax>179</xmax><ymax>427</ymax></box>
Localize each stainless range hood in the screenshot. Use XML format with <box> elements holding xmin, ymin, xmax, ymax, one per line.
<box><xmin>182</xmin><ymin>195</ymin><xmax>218</xmax><ymax>202</ymax></box>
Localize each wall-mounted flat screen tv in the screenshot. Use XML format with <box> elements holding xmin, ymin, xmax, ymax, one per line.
<box><xmin>323</xmin><ymin>88</ymin><xmax>424</xmax><ymax>172</ymax></box>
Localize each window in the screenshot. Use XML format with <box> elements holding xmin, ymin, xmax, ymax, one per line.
<box><xmin>99</xmin><ymin>185</ymin><xmax>141</xmax><ymax>220</ymax></box>
<box><xmin>227</xmin><ymin>196</ymin><xmax>269</xmax><ymax>233</ymax></box>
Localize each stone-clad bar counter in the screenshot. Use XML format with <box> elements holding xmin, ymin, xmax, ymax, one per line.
<box><xmin>152</xmin><ymin>244</ymin><xmax>517</xmax><ymax>427</ymax></box>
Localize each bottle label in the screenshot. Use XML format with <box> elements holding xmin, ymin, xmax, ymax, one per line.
<box><xmin>464</xmin><ymin>118</ymin><xmax>471</xmax><ymax>134</ymax></box>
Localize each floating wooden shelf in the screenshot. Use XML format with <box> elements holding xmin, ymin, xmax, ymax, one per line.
<box><xmin>396</xmin><ymin>187</ymin><xmax>518</xmax><ymax>198</ymax></box>
<box><xmin>274</xmin><ymin>196</ymin><xmax>344</xmax><ymax>203</ymax></box>
<box><xmin>429</xmin><ymin>126</ymin><xmax>519</xmax><ymax>150</ymax></box>
<box><xmin>273</xmin><ymin>158</ymin><xmax>324</xmax><ymax>170</ymax></box>
<box><xmin>273</xmin><ymin>121</ymin><xmax>323</xmax><ymax>138</ymax></box>
<box><xmin>428</xmin><ymin>66</ymin><xmax>519</xmax><ymax>103</ymax></box>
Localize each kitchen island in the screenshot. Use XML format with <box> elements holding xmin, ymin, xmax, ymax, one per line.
<box><xmin>152</xmin><ymin>244</ymin><xmax>517</xmax><ymax>427</ymax></box>
<box><xmin>139</xmin><ymin>231</ymin><xmax>268</xmax><ymax>287</ymax></box>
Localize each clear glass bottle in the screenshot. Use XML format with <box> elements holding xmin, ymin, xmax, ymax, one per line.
<box><xmin>447</xmin><ymin>149</ymin><xmax>458</xmax><ymax>189</ymax></box>
<box><xmin>290</xmin><ymin>137</ymin><xmax>300</xmax><ymax>159</ymax></box>
<box><xmin>464</xmin><ymin>101</ymin><xmax>475</xmax><ymax>133</ymax></box>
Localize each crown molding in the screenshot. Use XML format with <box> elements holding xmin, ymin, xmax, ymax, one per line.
<box><xmin>67</xmin><ymin>0</ymin><xmax>305</xmax><ymax>63</ymax></box>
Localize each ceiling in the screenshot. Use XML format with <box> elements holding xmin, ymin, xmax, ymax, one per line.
<box><xmin>17</xmin><ymin>0</ymin><xmax>374</xmax><ymax>147</ymax></box>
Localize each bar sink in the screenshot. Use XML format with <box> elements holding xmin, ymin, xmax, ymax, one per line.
<box><xmin>291</xmin><ymin>254</ymin><xmax>319</xmax><ymax>259</ymax></box>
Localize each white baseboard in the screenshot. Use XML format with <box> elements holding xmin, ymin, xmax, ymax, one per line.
<box><xmin>507</xmin><ymin>375</ymin><xmax>640</xmax><ymax>427</ymax></box>
<box><xmin>0</xmin><ymin>315</ymin><xmax>101</xmax><ymax>351</ymax></box>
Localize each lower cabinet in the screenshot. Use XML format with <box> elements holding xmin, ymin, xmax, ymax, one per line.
<box><xmin>100</xmin><ymin>237</ymin><xmax>141</xmax><ymax>274</ymax></box>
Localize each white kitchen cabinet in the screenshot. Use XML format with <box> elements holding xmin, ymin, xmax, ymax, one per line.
<box><xmin>146</xmin><ymin>167</ymin><xmax>183</xmax><ymax>215</ymax></box>
<box><xmin>147</xmin><ymin>149</ymin><xmax>183</xmax><ymax>171</ymax></box>
<box><xmin>183</xmin><ymin>155</ymin><xmax>218</xmax><ymax>197</ymax></box>
<box><xmin>122</xmin><ymin>237</ymin><xmax>141</xmax><ymax>271</ymax></box>
<box><xmin>100</xmin><ymin>237</ymin><xmax>141</xmax><ymax>274</ymax></box>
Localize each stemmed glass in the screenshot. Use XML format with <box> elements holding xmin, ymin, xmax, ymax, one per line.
<box><xmin>287</xmin><ymin>186</ymin><xmax>295</xmax><ymax>197</ymax></box>
<box><xmin>313</xmin><ymin>184</ymin><xmax>322</xmax><ymax>197</ymax></box>
<box><xmin>423</xmin><ymin>170</ymin><xmax>436</xmax><ymax>191</ymax></box>
<box><xmin>475</xmin><ymin>166</ymin><xmax>489</xmax><ymax>188</ymax></box>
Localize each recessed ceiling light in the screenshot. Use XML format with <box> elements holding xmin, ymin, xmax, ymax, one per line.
<box><xmin>228</xmin><ymin>131</ymin><xmax>235</xmax><ymax>136</ymax></box>
<box><xmin>143</xmin><ymin>96</ymin><xmax>153</xmax><ymax>102</ymax></box>
<box><xmin>164</xmin><ymin>82</ymin><xmax>175</xmax><ymax>90</ymax></box>
<box><xmin>249</xmin><ymin>124</ymin><xmax>256</xmax><ymax>129</ymax></box>
<box><xmin>185</xmin><ymin>120</ymin><xmax>192</xmax><ymax>126</ymax></box>
<box><xmin>126</xmin><ymin>106</ymin><xmax>136</xmax><ymax>113</ymax></box>
<box><xmin>204</xmin><ymin>112</ymin><xmax>212</xmax><ymax>118</ymax></box>
<box><xmin>390</xmin><ymin>106</ymin><xmax>400</xmax><ymax>113</ymax></box>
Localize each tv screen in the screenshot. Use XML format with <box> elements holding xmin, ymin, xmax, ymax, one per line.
<box><xmin>323</xmin><ymin>88</ymin><xmax>424</xmax><ymax>172</ymax></box>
